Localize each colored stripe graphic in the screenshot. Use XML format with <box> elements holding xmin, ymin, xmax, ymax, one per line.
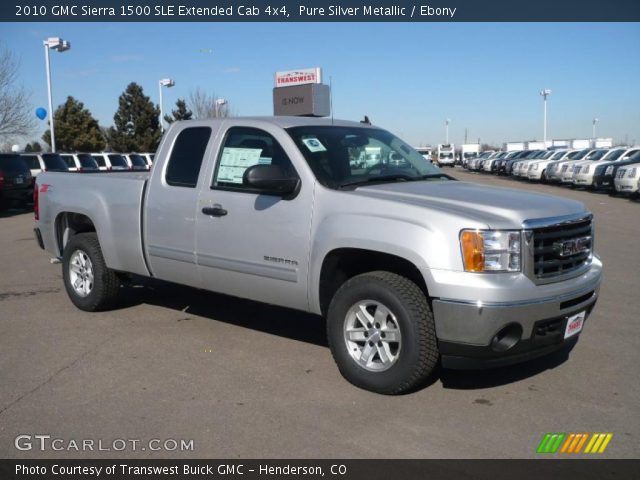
<box><xmin>541</xmin><ymin>433</ymin><xmax>613</xmax><ymax>454</ymax></box>
<box><xmin>537</xmin><ymin>433</ymin><xmax>565</xmax><ymax>453</ymax></box>
<box><xmin>585</xmin><ymin>433</ymin><xmax>613</xmax><ymax>454</ymax></box>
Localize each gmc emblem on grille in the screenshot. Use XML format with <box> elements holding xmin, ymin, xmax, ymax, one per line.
<box><xmin>554</xmin><ymin>236</ymin><xmax>591</xmax><ymax>257</ymax></box>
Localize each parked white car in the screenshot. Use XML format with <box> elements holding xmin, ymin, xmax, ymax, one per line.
<box><xmin>614</xmin><ymin>160</ymin><xmax>640</xmax><ymax>195</ymax></box>
<box><xmin>526</xmin><ymin>150</ymin><xmax>571</xmax><ymax>182</ymax></box>
<box><xmin>560</xmin><ymin>149</ymin><xmax>606</xmax><ymax>184</ymax></box>
<box><xmin>482</xmin><ymin>152</ymin><xmax>507</xmax><ymax>172</ymax></box>
<box><xmin>547</xmin><ymin>149</ymin><xmax>591</xmax><ymax>183</ymax></box>
<box><xmin>513</xmin><ymin>151</ymin><xmax>548</xmax><ymax>178</ymax></box>
<box><xmin>572</xmin><ymin>147</ymin><xmax>629</xmax><ymax>188</ymax></box>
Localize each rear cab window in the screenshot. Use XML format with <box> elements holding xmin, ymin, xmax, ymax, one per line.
<box><xmin>108</xmin><ymin>154</ymin><xmax>129</xmax><ymax>168</ymax></box>
<box><xmin>0</xmin><ymin>155</ymin><xmax>30</xmax><ymax>175</ymax></box>
<box><xmin>21</xmin><ymin>155</ymin><xmax>41</xmax><ymax>170</ymax></box>
<box><xmin>165</xmin><ymin>127</ymin><xmax>212</xmax><ymax>188</ymax></box>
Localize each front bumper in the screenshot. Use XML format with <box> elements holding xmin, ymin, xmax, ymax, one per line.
<box><xmin>614</xmin><ymin>178</ymin><xmax>639</xmax><ymax>193</ymax></box>
<box><xmin>431</xmin><ymin>261</ymin><xmax>602</xmax><ymax>369</ymax></box>
<box><xmin>573</xmin><ymin>174</ymin><xmax>593</xmax><ymax>186</ymax></box>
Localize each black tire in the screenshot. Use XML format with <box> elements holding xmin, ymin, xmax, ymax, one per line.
<box><xmin>326</xmin><ymin>271</ymin><xmax>438</xmax><ymax>394</ymax></box>
<box><xmin>540</xmin><ymin>170</ymin><xmax>547</xmax><ymax>183</ymax></box>
<box><xmin>62</xmin><ymin>232</ymin><xmax>121</xmax><ymax>311</ymax></box>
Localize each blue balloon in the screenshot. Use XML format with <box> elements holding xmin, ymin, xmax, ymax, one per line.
<box><xmin>35</xmin><ymin>107</ymin><xmax>47</xmax><ymax>120</ymax></box>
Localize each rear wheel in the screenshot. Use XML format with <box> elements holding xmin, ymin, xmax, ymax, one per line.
<box><xmin>62</xmin><ymin>232</ymin><xmax>121</xmax><ymax>311</ymax></box>
<box><xmin>327</xmin><ymin>271</ymin><xmax>438</xmax><ymax>394</ymax></box>
<box><xmin>540</xmin><ymin>170</ymin><xmax>547</xmax><ymax>183</ymax></box>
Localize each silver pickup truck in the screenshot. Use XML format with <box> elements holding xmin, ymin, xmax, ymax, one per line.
<box><xmin>33</xmin><ymin>117</ymin><xmax>602</xmax><ymax>394</ymax></box>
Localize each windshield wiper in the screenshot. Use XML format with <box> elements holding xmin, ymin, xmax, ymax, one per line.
<box><xmin>338</xmin><ymin>174</ymin><xmax>414</xmax><ymax>189</ymax></box>
<box><xmin>337</xmin><ymin>173</ymin><xmax>452</xmax><ymax>189</ymax></box>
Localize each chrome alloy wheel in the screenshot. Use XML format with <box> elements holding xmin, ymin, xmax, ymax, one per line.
<box><xmin>343</xmin><ymin>300</ymin><xmax>402</xmax><ymax>372</ymax></box>
<box><xmin>69</xmin><ymin>249</ymin><xmax>94</xmax><ymax>297</ymax></box>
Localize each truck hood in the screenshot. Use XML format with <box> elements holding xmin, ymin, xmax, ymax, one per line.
<box><xmin>350</xmin><ymin>180</ymin><xmax>587</xmax><ymax>229</ymax></box>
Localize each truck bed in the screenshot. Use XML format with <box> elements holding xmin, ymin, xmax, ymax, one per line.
<box><xmin>36</xmin><ymin>171</ymin><xmax>151</xmax><ymax>276</ymax></box>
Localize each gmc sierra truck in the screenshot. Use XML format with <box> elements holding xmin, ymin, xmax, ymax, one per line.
<box><xmin>33</xmin><ymin>117</ymin><xmax>602</xmax><ymax>394</ymax></box>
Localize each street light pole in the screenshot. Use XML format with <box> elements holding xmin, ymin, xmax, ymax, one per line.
<box><xmin>445</xmin><ymin>118</ymin><xmax>450</xmax><ymax>144</ymax></box>
<box><xmin>540</xmin><ymin>89</ymin><xmax>552</xmax><ymax>146</ymax></box>
<box><xmin>158</xmin><ymin>78</ymin><xmax>175</xmax><ymax>132</ymax></box>
<box><xmin>215</xmin><ymin>98</ymin><xmax>228</xmax><ymax>118</ymax></box>
<box><xmin>592</xmin><ymin>118</ymin><xmax>598</xmax><ymax>140</ymax></box>
<box><xmin>43</xmin><ymin>37</ymin><xmax>70</xmax><ymax>152</ymax></box>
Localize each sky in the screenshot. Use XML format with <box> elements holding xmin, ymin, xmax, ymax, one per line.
<box><xmin>1</xmin><ymin>22</ymin><xmax>640</xmax><ymax>147</ymax></box>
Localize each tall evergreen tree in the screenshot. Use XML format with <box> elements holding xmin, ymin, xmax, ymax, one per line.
<box><xmin>164</xmin><ymin>98</ymin><xmax>192</xmax><ymax>124</ymax></box>
<box><xmin>31</xmin><ymin>141</ymin><xmax>42</xmax><ymax>152</ymax></box>
<box><xmin>42</xmin><ymin>96</ymin><xmax>105</xmax><ymax>152</ymax></box>
<box><xmin>108</xmin><ymin>82</ymin><xmax>161</xmax><ymax>152</ymax></box>
<box><xmin>24</xmin><ymin>143</ymin><xmax>33</xmax><ymax>152</ymax></box>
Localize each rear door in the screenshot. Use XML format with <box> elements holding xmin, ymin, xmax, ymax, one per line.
<box><xmin>194</xmin><ymin>123</ymin><xmax>313</xmax><ymax>310</ymax></box>
<box><xmin>144</xmin><ymin>124</ymin><xmax>217</xmax><ymax>287</ymax></box>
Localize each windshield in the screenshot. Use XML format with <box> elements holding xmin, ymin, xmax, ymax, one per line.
<box><xmin>463</xmin><ymin>152</ymin><xmax>478</xmax><ymax>158</ymax></box>
<box><xmin>108</xmin><ymin>154</ymin><xmax>128</xmax><ymax>168</ymax></box>
<box><xmin>585</xmin><ymin>149</ymin><xmax>606</xmax><ymax>161</ymax></box>
<box><xmin>60</xmin><ymin>155</ymin><xmax>76</xmax><ymax>168</ymax></box>
<box><xmin>128</xmin><ymin>154</ymin><xmax>147</xmax><ymax>167</ymax></box>
<box><xmin>77</xmin><ymin>154</ymin><xmax>99</xmax><ymax>169</ymax></box>
<box><xmin>568</xmin><ymin>149</ymin><xmax>589</xmax><ymax>160</ymax></box>
<box><xmin>21</xmin><ymin>155</ymin><xmax>41</xmax><ymax>170</ymax></box>
<box><xmin>42</xmin><ymin>153</ymin><xmax>68</xmax><ymax>171</ymax></box>
<box><xmin>550</xmin><ymin>151</ymin><xmax>566</xmax><ymax>160</ymax></box>
<box><xmin>603</xmin><ymin>149</ymin><xmax>623</xmax><ymax>161</ymax></box>
<box><xmin>287</xmin><ymin>126</ymin><xmax>447</xmax><ymax>189</ymax></box>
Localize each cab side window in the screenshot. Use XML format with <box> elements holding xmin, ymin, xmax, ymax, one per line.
<box><xmin>212</xmin><ymin>127</ymin><xmax>296</xmax><ymax>191</ymax></box>
<box><xmin>165</xmin><ymin>127</ymin><xmax>212</xmax><ymax>188</ymax></box>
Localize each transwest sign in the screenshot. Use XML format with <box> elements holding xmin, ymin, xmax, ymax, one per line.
<box><xmin>274</xmin><ymin>67</ymin><xmax>322</xmax><ymax>88</ymax></box>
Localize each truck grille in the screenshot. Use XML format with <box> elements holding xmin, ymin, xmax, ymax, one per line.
<box><xmin>561</xmin><ymin>164</ymin><xmax>569</xmax><ymax>173</ymax></box>
<box><xmin>531</xmin><ymin>217</ymin><xmax>592</xmax><ymax>279</ymax></box>
<box><xmin>616</xmin><ymin>169</ymin><xmax>626</xmax><ymax>179</ymax></box>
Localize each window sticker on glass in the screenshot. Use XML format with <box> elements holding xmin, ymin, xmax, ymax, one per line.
<box><xmin>217</xmin><ymin>147</ymin><xmax>263</xmax><ymax>184</ymax></box>
<box><xmin>302</xmin><ymin>137</ymin><xmax>327</xmax><ymax>153</ymax></box>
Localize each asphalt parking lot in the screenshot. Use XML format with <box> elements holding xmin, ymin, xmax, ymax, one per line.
<box><xmin>1</xmin><ymin>169</ymin><xmax>638</xmax><ymax>459</ymax></box>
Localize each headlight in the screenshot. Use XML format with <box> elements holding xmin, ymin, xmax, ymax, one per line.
<box><xmin>629</xmin><ymin>167</ymin><xmax>637</xmax><ymax>178</ymax></box>
<box><xmin>583</xmin><ymin>165</ymin><xmax>591</xmax><ymax>174</ymax></box>
<box><xmin>533</xmin><ymin>164</ymin><xmax>539</xmax><ymax>170</ymax></box>
<box><xmin>460</xmin><ymin>230</ymin><xmax>521</xmax><ymax>273</ymax></box>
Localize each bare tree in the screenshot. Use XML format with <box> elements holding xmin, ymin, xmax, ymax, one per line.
<box><xmin>187</xmin><ymin>87</ymin><xmax>233</xmax><ymax>119</ymax></box>
<box><xmin>0</xmin><ymin>43</ymin><xmax>35</xmax><ymax>141</ymax></box>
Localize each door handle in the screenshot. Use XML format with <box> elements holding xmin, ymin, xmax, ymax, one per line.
<box><xmin>202</xmin><ymin>206</ymin><xmax>228</xmax><ymax>217</ymax></box>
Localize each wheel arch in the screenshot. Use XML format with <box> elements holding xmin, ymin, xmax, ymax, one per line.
<box><xmin>55</xmin><ymin>211</ymin><xmax>98</xmax><ymax>257</ymax></box>
<box><xmin>317</xmin><ymin>247</ymin><xmax>429</xmax><ymax>316</ymax></box>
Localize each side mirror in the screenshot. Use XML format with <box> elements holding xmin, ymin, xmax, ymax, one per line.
<box><xmin>243</xmin><ymin>164</ymin><xmax>300</xmax><ymax>198</ymax></box>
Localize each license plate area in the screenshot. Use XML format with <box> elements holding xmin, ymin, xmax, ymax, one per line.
<box><xmin>564</xmin><ymin>311</ymin><xmax>585</xmax><ymax>339</ymax></box>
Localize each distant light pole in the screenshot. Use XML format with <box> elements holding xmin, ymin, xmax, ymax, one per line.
<box><xmin>215</xmin><ymin>98</ymin><xmax>228</xmax><ymax>118</ymax></box>
<box><xmin>43</xmin><ymin>37</ymin><xmax>71</xmax><ymax>152</ymax></box>
<box><xmin>445</xmin><ymin>118</ymin><xmax>451</xmax><ymax>144</ymax></box>
<box><xmin>540</xmin><ymin>89</ymin><xmax>552</xmax><ymax>146</ymax></box>
<box><xmin>158</xmin><ymin>78</ymin><xmax>175</xmax><ymax>132</ymax></box>
<box><xmin>592</xmin><ymin>118</ymin><xmax>599</xmax><ymax>140</ymax></box>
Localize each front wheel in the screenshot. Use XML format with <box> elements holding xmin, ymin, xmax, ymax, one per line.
<box><xmin>62</xmin><ymin>232</ymin><xmax>121</xmax><ymax>311</ymax></box>
<box><xmin>327</xmin><ymin>271</ymin><xmax>439</xmax><ymax>394</ymax></box>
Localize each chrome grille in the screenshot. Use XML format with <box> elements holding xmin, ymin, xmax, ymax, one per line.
<box><xmin>530</xmin><ymin>217</ymin><xmax>592</xmax><ymax>280</ymax></box>
<box><xmin>616</xmin><ymin>169</ymin><xmax>626</xmax><ymax>179</ymax></box>
<box><xmin>561</xmin><ymin>164</ymin><xmax>569</xmax><ymax>173</ymax></box>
